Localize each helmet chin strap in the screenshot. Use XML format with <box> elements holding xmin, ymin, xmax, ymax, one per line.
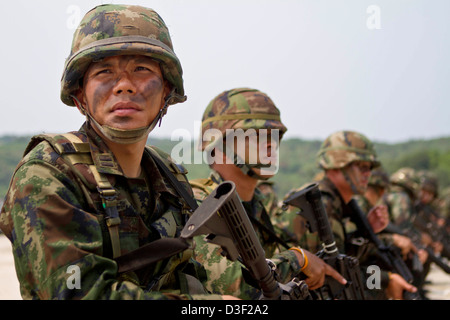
<box><xmin>341</xmin><ymin>167</ymin><xmax>364</xmax><ymax>195</ymax></box>
<box><xmin>233</xmin><ymin>154</ymin><xmax>275</xmax><ymax>181</ymax></box>
<box><xmin>71</xmin><ymin>89</ymin><xmax>174</xmax><ymax>145</ymax></box>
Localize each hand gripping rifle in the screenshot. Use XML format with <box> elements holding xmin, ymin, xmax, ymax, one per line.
<box><xmin>411</xmin><ymin>209</ymin><xmax>450</xmax><ymax>261</ymax></box>
<box><xmin>181</xmin><ymin>181</ymin><xmax>311</xmax><ymax>300</ymax></box>
<box><xmin>345</xmin><ymin>199</ymin><xmax>422</xmax><ymax>300</ymax></box>
<box><xmin>384</xmin><ymin>222</ymin><xmax>450</xmax><ymax>275</ymax></box>
<box><xmin>283</xmin><ymin>183</ymin><xmax>366</xmax><ymax>300</ymax></box>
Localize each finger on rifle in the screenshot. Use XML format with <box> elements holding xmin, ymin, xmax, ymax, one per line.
<box><xmin>325</xmin><ymin>264</ymin><xmax>347</xmax><ymax>285</ymax></box>
<box><xmin>305</xmin><ymin>275</ymin><xmax>324</xmax><ymax>290</ymax></box>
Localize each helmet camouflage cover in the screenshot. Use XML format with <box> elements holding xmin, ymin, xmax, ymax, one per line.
<box><xmin>317</xmin><ymin>130</ymin><xmax>380</xmax><ymax>170</ymax></box>
<box><xmin>61</xmin><ymin>4</ymin><xmax>186</xmax><ymax>106</ymax></box>
<box><xmin>368</xmin><ymin>166</ymin><xmax>390</xmax><ymax>189</ymax></box>
<box><xmin>417</xmin><ymin>170</ymin><xmax>439</xmax><ymax>197</ymax></box>
<box><xmin>390</xmin><ymin>167</ymin><xmax>420</xmax><ymax>195</ymax></box>
<box><xmin>200</xmin><ymin>88</ymin><xmax>287</xmax><ymax>151</ymax></box>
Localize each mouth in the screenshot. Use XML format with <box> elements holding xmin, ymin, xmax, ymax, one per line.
<box><xmin>111</xmin><ymin>101</ymin><xmax>142</xmax><ymax>116</ymax></box>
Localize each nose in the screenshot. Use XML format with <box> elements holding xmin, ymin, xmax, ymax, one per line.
<box><xmin>114</xmin><ymin>72</ymin><xmax>136</xmax><ymax>95</ymax></box>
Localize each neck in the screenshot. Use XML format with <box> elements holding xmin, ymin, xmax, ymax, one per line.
<box><xmin>326</xmin><ymin>169</ymin><xmax>354</xmax><ymax>203</ymax></box>
<box><xmin>212</xmin><ymin>163</ymin><xmax>258</xmax><ymax>201</ymax></box>
<box><xmin>105</xmin><ymin>138</ymin><xmax>147</xmax><ymax>178</ymax></box>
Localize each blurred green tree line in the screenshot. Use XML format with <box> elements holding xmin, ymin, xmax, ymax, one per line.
<box><xmin>0</xmin><ymin>135</ymin><xmax>449</xmax><ymax>202</ymax></box>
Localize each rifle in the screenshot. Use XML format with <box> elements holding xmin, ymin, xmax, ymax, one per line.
<box><xmin>345</xmin><ymin>199</ymin><xmax>422</xmax><ymax>300</ymax></box>
<box><xmin>411</xmin><ymin>210</ymin><xmax>450</xmax><ymax>260</ymax></box>
<box><xmin>283</xmin><ymin>183</ymin><xmax>366</xmax><ymax>300</ymax></box>
<box><xmin>181</xmin><ymin>181</ymin><xmax>311</xmax><ymax>300</ymax></box>
<box><xmin>384</xmin><ymin>222</ymin><xmax>450</xmax><ymax>275</ymax></box>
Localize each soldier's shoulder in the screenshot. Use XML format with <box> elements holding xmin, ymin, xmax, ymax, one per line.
<box><xmin>189</xmin><ymin>177</ymin><xmax>217</xmax><ymax>201</ymax></box>
<box><xmin>146</xmin><ymin>145</ymin><xmax>189</xmax><ymax>176</ymax></box>
<box><xmin>22</xmin><ymin>132</ymin><xmax>87</xmax><ymax>163</ymax></box>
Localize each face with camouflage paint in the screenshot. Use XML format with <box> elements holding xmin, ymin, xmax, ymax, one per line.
<box><xmin>76</xmin><ymin>55</ymin><xmax>170</xmax><ymax>134</ymax></box>
<box><xmin>340</xmin><ymin>161</ymin><xmax>373</xmax><ymax>195</ymax></box>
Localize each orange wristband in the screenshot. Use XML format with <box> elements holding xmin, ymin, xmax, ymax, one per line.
<box><xmin>290</xmin><ymin>247</ymin><xmax>309</xmax><ymax>271</ymax></box>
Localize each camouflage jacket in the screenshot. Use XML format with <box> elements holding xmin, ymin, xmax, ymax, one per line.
<box><xmin>189</xmin><ymin>172</ymin><xmax>302</xmax><ymax>299</ymax></box>
<box><xmin>318</xmin><ymin>178</ymin><xmax>393</xmax><ymax>296</ymax></box>
<box><xmin>256</xmin><ymin>181</ymin><xmax>299</xmax><ymax>246</ymax></box>
<box><xmin>0</xmin><ymin>123</ymin><xmax>219</xmax><ymax>300</ymax></box>
<box><xmin>380</xmin><ymin>185</ymin><xmax>415</xmax><ymax>231</ymax></box>
<box><xmin>316</xmin><ymin>178</ymin><xmax>355</xmax><ymax>253</ymax></box>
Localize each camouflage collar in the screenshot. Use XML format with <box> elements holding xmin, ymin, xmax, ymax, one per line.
<box><xmin>82</xmin><ymin>123</ymin><xmax>123</xmax><ymax>176</ymax></box>
<box><xmin>82</xmin><ymin>123</ymin><xmax>176</xmax><ymax>198</ymax></box>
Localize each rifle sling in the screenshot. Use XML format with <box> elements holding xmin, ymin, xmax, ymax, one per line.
<box><xmin>114</xmin><ymin>149</ymin><xmax>198</xmax><ymax>274</ymax></box>
<box><xmin>148</xmin><ymin>149</ymin><xmax>199</xmax><ymax>211</ymax></box>
<box><xmin>115</xmin><ymin>237</ymin><xmax>190</xmax><ymax>274</ymax></box>
<box><xmin>248</xmin><ymin>214</ymin><xmax>290</xmax><ymax>250</ymax></box>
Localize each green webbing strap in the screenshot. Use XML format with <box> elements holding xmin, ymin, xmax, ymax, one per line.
<box><xmin>63</xmin><ymin>133</ymin><xmax>122</xmax><ymax>259</ymax></box>
<box><xmin>316</xmin><ymin>145</ymin><xmax>376</xmax><ymax>157</ymax></box>
<box><xmin>201</xmin><ymin>113</ymin><xmax>281</xmax><ymax>126</ymax></box>
<box><xmin>63</xmin><ymin>133</ymin><xmax>121</xmax><ymax>258</ymax></box>
<box><xmin>90</xmin><ymin>164</ymin><xmax>121</xmax><ymax>259</ymax></box>
<box><xmin>26</xmin><ymin>133</ymin><xmax>122</xmax><ymax>259</ymax></box>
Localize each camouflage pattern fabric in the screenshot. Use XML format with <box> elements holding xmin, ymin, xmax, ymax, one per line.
<box><xmin>368</xmin><ymin>167</ymin><xmax>390</xmax><ymax>189</ymax></box>
<box><xmin>389</xmin><ymin>168</ymin><xmax>419</xmax><ymax>201</ymax></box>
<box><xmin>0</xmin><ymin>123</ymin><xmax>220</xmax><ymax>300</ymax></box>
<box><xmin>190</xmin><ymin>172</ymin><xmax>301</xmax><ymax>299</ymax></box>
<box><xmin>316</xmin><ymin>178</ymin><xmax>357</xmax><ymax>253</ymax></box>
<box><xmin>256</xmin><ymin>181</ymin><xmax>298</xmax><ymax>245</ymax></box>
<box><xmin>381</xmin><ymin>185</ymin><xmax>415</xmax><ymax>230</ymax></box>
<box><xmin>438</xmin><ymin>187</ymin><xmax>450</xmax><ymax>220</ymax></box>
<box><xmin>317</xmin><ymin>130</ymin><xmax>380</xmax><ymax>170</ymax></box>
<box><xmin>317</xmin><ymin>178</ymin><xmax>392</xmax><ymax>297</ymax></box>
<box><xmin>275</xmin><ymin>184</ymin><xmax>322</xmax><ymax>253</ymax></box>
<box><xmin>200</xmin><ymin>88</ymin><xmax>287</xmax><ymax>152</ymax></box>
<box><xmin>61</xmin><ymin>4</ymin><xmax>185</xmax><ymax>107</ymax></box>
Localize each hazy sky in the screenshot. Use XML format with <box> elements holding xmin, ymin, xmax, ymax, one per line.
<box><xmin>1</xmin><ymin>0</ymin><xmax>449</xmax><ymax>143</ymax></box>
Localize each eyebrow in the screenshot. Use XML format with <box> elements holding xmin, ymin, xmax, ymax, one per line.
<box><xmin>90</xmin><ymin>62</ymin><xmax>113</xmax><ymax>70</ymax></box>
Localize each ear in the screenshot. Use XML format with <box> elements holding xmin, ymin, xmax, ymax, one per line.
<box><xmin>72</xmin><ymin>89</ymin><xmax>87</xmax><ymax>116</ymax></box>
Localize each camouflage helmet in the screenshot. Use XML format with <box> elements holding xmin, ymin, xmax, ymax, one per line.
<box><xmin>200</xmin><ymin>88</ymin><xmax>287</xmax><ymax>151</ymax></box>
<box><xmin>417</xmin><ymin>170</ymin><xmax>439</xmax><ymax>197</ymax></box>
<box><xmin>368</xmin><ymin>166</ymin><xmax>390</xmax><ymax>189</ymax></box>
<box><xmin>390</xmin><ymin>167</ymin><xmax>420</xmax><ymax>196</ymax></box>
<box><xmin>317</xmin><ymin>130</ymin><xmax>380</xmax><ymax>170</ymax></box>
<box><xmin>61</xmin><ymin>4</ymin><xmax>186</xmax><ymax>107</ymax></box>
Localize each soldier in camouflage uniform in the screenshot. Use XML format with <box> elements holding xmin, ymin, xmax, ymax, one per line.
<box><xmin>416</xmin><ymin>171</ymin><xmax>446</xmax><ymax>228</ymax></box>
<box><xmin>359</xmin><ymin>167</ymin><xmax>422</xmax><ymax>258</ymax></box>
<box><xmin>414</xmin><ymin>171</ymin><xmax>450</xmax><ymax>276</ymax></box>
<box><xmin>190</xmin><ymin>88</ymin><xmax>346</xmax><ymax>299</ymax></box>
<box><xmin>381</xmin><ymin>168</ymin><xmax>420</xmax><ymax>230</ymax></box>
<box><xmin>380</xmin><ymin>168</ymin><xmax>446</xmax><ymax>297</ymax></box>
<box><xmin>0</xmin><ymin>4</ymin><xmax>229</xmax><ymax>300</ymax></box>
<box><xmin>313</xmin><ymin>130</ymin><xmax>418</xmax><ymax>299</ymax></box>
<box><xmin>355</xmin><ymin>167</ymin><xmax>429</xmax><ymax>298</ymax></box>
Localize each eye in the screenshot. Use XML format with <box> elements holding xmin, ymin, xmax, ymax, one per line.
<box><xmin>95</xmin><ymin>69</ymin><xmax>112</xmax><ymax>76</ymax></box>
<box><xmin>135</xmin><ymin>66</ymin><xmax>151</xmax><ymax>72</ymax></box>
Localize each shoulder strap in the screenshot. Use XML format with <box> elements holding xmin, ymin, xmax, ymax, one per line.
<box><xmin>146</xmin><ymin>146</ymin><xmax>199</xmax><ymax>211</ymax></box>
<box><xmin>25</xmin><ymin>133</ymin><xmax>122</xmax><ymax>258</ymax></box>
